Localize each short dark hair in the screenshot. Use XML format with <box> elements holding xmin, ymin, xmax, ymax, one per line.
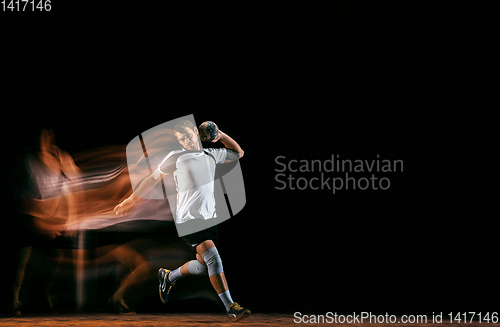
<box><xmin>174</xmin><ymin>120</ymin><xmax>196</xmax><ymax>133</ymax></box>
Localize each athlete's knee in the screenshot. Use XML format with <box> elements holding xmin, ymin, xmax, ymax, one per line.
<box><xmin>188</xmin><ymin>259</ymin><xmax>208</xmax><ymax>275</ymax></box>
<box><xmin>196</xmin><ymin>254</ymin><xmax>205</xmax><ymax>265</ymax></box>
<box><xmin>202</xmin><ymin>247</ymin><xmax>224</xmax><ymax>277</ymax></box>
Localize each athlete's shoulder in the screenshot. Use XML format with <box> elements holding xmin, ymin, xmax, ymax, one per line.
<box><xmin>203</xmin><ymin>147</ymin><xmax>226</xmax><ymax>154</ymax></box>
<box><xmin>203</xmin><ymin>147</ymin><xmax>227</xmax><ymax>164</ymax></box>
<box><xmin>159</xmin><ymin>149</ymin><xmax>184</xmax><ymax>167</ymax></box>
<box><xmin>166</xmin><ymin>149</ymin><xmax>185</xmax><ymax>158</ymax></box>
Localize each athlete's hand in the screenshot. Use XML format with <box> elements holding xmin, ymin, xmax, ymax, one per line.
<box><xmin>211</xmin><ymin>130</ymin><xmax>222</xmax><ymax>143</ymax></box>
<box><xmin>114</xmin><ymin>197</ymin><xmax>136</xmax><ymax>216</ymax></box>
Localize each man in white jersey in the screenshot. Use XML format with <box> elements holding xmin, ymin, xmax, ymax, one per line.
<box><xmin>114</xmin><ymin>120</ymin><xmax>250</xmax><ymax>322</ymax></box>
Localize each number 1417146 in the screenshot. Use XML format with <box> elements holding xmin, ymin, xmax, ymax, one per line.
<box><xmin>2</xmin><ymin>0</ymin><xmax>51</xmax><ymax>11</ymax></box>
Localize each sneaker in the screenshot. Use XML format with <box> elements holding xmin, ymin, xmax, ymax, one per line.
<box><xmin>227</xmin><ymin>302</ymin><xmax>251</xmax><ymax>322</ymax></box>
<box><xmin>107</xmin><ymin>298</ymin><xmax>136</xmax><ymax>315</ymax></box>
<box><xmin>158</xmin><ymin>268</ymin><xmax>175</xmax><ymax>304</ymax></box>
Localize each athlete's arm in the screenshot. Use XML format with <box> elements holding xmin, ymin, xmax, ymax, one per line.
<box><xmin>212</xmin><ymin>131</ymin><xmax>244</xmax><ymax>162</ymax></box>
<box><xmin>114</xmin><ymin>173</ymin><xmax>159</xmax><ymax>216</ymax></box>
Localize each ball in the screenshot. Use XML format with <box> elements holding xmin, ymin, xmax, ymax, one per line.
<box><xmin>198</xmin><ymin>121</ymin><xmax>219</xmax><ymax>142</ymax></box>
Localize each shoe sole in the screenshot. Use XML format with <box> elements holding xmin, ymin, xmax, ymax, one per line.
<box><xmin>158</xmin><ymin>268</ymin><xmax>166</xmax><ymax>304</ymax></box>
<box><xmin>232</xmin><ymin>310</ymin><xmax>251</xmax><ymax>322</ymax></box>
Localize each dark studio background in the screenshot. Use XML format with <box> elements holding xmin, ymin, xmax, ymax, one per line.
<box><xmin>1</xmin><ymin>1</ymin><xmax>498</xmax><ymax>316</ymax></box>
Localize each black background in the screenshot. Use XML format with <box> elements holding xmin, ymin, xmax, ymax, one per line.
<box><xmin>1</xmin><ymin>1</ymin><xmax>498</xmax><ymax>315</ymax></box>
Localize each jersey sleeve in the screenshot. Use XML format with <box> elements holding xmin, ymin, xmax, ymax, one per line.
<box><xmin>154</xmin><ymin>150</ymin><xmax>182</xmax><ymax>179</ymax></box>
<box><xmin>204</xmin><ymin>148</ymin><xmax>227</xmax><ymax>164</ymax></box>
<box><xmin>152</xmin><ymin>167</ymin><xmax>163</xmax><ymax>180</ymax></box>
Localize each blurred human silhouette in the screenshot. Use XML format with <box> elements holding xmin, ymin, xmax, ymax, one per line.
<box><xmin>11</xmin><ymin>128</ymin><xmax>80</xmax><ymax>315</ymax></box>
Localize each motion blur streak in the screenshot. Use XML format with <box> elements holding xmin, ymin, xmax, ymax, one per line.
<box><xmin>8</xmin><ymin>130</ymin><xmax>219</xmax><ymax>315</ymax></box>
<box><xmin>21</xmin><ymin>145</ymin><xmax>173</xmax><ymax>232</ymax></box>
<box><xmin>9</xmin><ymin>135</ymin><xmax>219</xmax><ymax>315</ymax></box>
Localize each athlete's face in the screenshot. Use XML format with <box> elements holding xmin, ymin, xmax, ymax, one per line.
<box><xmin>175</xmin><ymin>127</ymin><xmax>201</xmax><ymax>150</ymax></box>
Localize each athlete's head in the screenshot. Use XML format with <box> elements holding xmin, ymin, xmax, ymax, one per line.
<box><xmin>174</xmin><ymin>120</ymin><xmax>201</xmax><ymax>151</ymax></box>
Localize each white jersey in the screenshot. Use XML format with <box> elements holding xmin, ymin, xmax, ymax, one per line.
<box><xmin>25</xmin><ymin>152</ymin><xmax>69</xmax><ymax>200</ymax></box>
<box><xmin>152</xmin><ymin>148</ymin><xmax>227</xmax><ymax>224</ymax></box>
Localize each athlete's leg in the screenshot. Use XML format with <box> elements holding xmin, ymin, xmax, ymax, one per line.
<box><xmin>44</xmin><ymin>247</ymin><xmax>63</xmax><ymax>312</ymax></box>
<box><xmin>195</xmin><ymin>240</ymin><xmax>250</xmax><ymax>321</ymax></box>
<box><xmin>12</xmin><ymin>247</ymin><xmax>31</xmax><ymax>315</ymax></box>
<box><xmin>195</xmin><ymin>240</ymin><xmax>228</xmax><ymax>294</ymax></box>
<box><xmin>179</xmin><ymin>253</ymin><xmax>204</xmax><ymax>275</ymax></box>
<box><xmin>164</xmin><ymin>240</ymin><xmax>231</xmax><ymax>307</ymax></box>
<box><xmin>167</xmin><ymin>255</ymin><xmax>208</xmax><ymax>283</ymax></box>
<box><xmin>167</xmin><ymin>240</ymin><xmax>226</xmax><ymax>289</ymax></box>
<box><xmin>158</xmin><ymin>247</ymin><xmax>208</xmax><ymax>304</ymax></box>
<box><xmin>109</xmin><ymin>245</ymin><xmax>149</xmax><ymax>306</ymax></box>
<box><xmin>158</xmin><ymin>240</ymin><xmax>249</xmax><ymax>320</ymax></box>
<box><xmin>159</xmin><ymin>262</ymin><xmax>206</xmax><ymax>304</ymax></box>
